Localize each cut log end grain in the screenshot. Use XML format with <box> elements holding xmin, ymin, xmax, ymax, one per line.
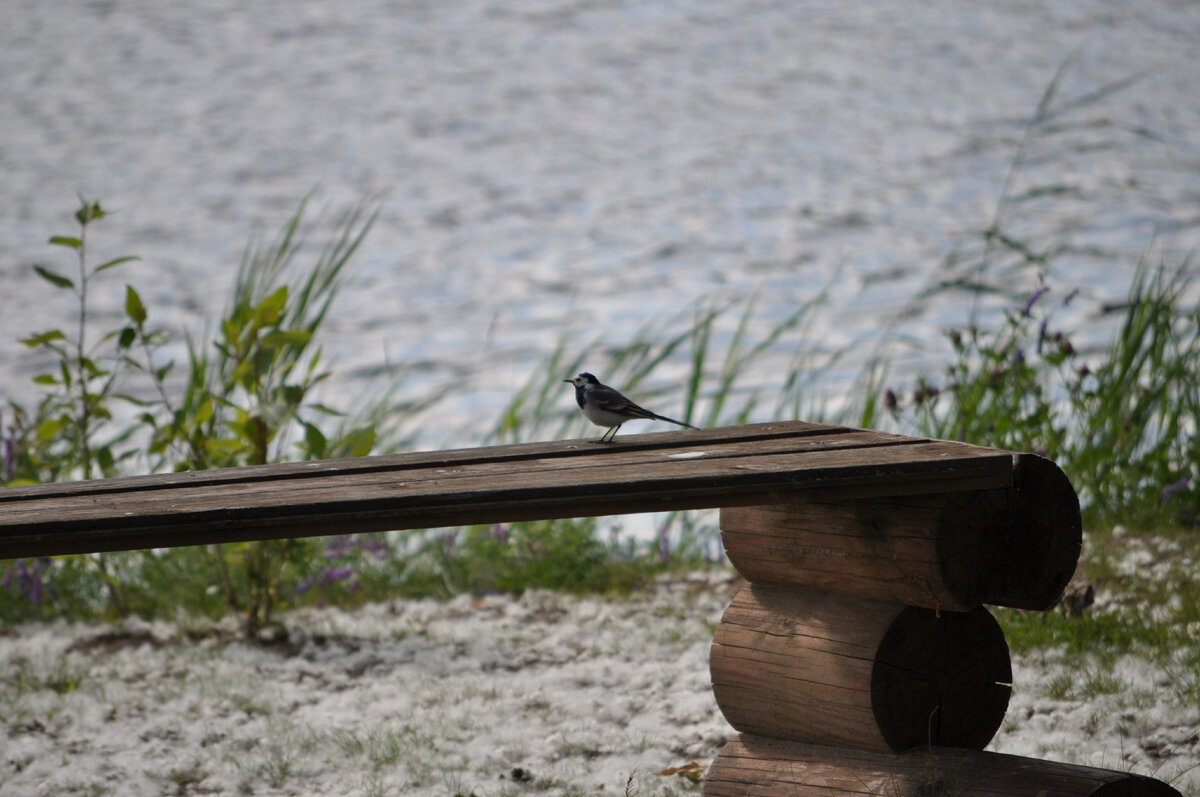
<box><xmin>871</xmin><ymin>601</ymin><xmax>1011</xmax><ymax>751</ymax></box>
<box><xmin>720</xmin><ymin>454</ymin><xmax>1081</xmax><ymax>611</ymax></box>
<box><xmin>710</xmin><ymin>585</ymin><xmax>1011</xmax><ymax>754</ymax></box>
<box><xmin>702</xmin><ymin>735</ymin><xmax>1183</xmax><ymax>797</ymax></box>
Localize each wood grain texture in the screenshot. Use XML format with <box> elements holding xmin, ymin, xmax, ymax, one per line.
<box><xmin>710</xmin><ymin>585</ymin><xmax>1010</xmax><ymax>754</ymax></box>
<box><xmin>0</xmin><ymin>421</ymin><xmax>1016</xmax><ymax>559</ymax></box>
<box><xmin>720</xmin><ymin>454</ymin><xmax>1082</xmax><ymax>611</ymax></box>
<box><xmin>703</xmin><ymin>735</ymin><xmax>1182</xmax><ymax>797</ymax></box>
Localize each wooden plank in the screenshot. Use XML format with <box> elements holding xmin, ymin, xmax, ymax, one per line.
<box><xmin>0</xmin><ymin>426</ymin><xmax>911</xmax><ymax>508</ymax></box>
<box><xmin>0</xmin><ymin>422</ymin><xmax>1015</xmax><ymax>558</ymax></box>
<box><xmin>0</xmin><ymin>421</ymin><xmax>854</xmax><ymax>500</ymax></box>
<box><xmin>0</xmin><ymin>435</ymin><xmax>1006</xmax><ymax>523</ymax></box>
<box><xmin>703</xmin><ymin>735</ymin><xmax>1182</xmax><ymax>797</ymax></box>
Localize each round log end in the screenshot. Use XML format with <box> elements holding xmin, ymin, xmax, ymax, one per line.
<box><xmin>939</xmin><ymin>453</ymin><xmax>1082</xmax><ymax>610</ymax></box>
<box><xmin>1006</xmin><ymin>453</ymin><xmax>1083</xmax><ymax>608</ymax></box>
<box><xmin>872</xmin><ymin>605</ymin><xmax>1011</xmax><ymax>751</ymax></box>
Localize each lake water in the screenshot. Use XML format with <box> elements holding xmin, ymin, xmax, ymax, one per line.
<box><xmin>3</xmin><ymin>0</ymin><xmax>1199</xmax><ymax>447</ymax></box>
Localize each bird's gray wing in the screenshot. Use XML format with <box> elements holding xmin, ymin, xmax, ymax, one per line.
<box><xmin>590</xmin><ymin>386</ymin><xmax>657</xmax><ymax>419</ymax></box>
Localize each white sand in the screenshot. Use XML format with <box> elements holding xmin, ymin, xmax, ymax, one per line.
<box><xmin>2</xmin><ymin>571</ymin><xmax>1197</xmax><ymax>796</ymax></box>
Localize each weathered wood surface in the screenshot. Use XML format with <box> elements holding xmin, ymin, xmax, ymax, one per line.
<box><xmin>0</xmin><ymin>421</ymin><xmax>1016</xmax><ymax>559</ymax></box>
<box><xmin>710</xmin><ymin>585</ymin><xmax>1011</xmax><ymax>754</ymax></box>
<box><xmin>721</xmin><ymin>454</ymin><xmax>1081</xmax><ymax>611</ymax></box>
<box><xmin>703</xmin><ymin>735</ymin><xmax>1182</xmax><ymax>797</ymax></box>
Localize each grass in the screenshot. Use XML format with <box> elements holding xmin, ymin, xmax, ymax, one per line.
<box><xmin>162</xmin><ymin>760</ymin><xmax>209</xmax><ymax>793</ymax></box>
<box><xmin>997</xmin><ymin>527</ymin><xmax>1200</xmax><ymax>668</ymax></box>
<box><xmin>328</xmin><ymin>725</ymin><xmax>440</xmax><ymax>774</ymax></box>
<box><xmin>0</xmin><ymin>652</ymin><xmax>90</xmax><ymax>704</ymax></box>
<box><xmin>490</xmin><ymin>289</ymin><xmax>844</xmax><ymax>446</ymax></box>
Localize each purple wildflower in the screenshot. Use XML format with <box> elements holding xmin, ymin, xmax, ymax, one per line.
<box><xmin>911</xmin><ymin>380</ymin><xmax>940</xmax><ymax>406</ymax></box>
<box><xmin>322</xmin><ymin>567</ymin><xmax>355</xmax><ymax>584</ymax></box>
<box><xmin>1162</xmin><ymin>476</ymin><xmax>1190</xmax><ymax>501</ymax></box>
<box><xmin>357</xmin><ymin>536</ymin><xmax>390</xmax><ymax>559</ymax></box>
<box><xmin>294</xmin><ymin>565</ymin><xmax>357</xmax><ymax>596</ymax></box>
<box><xmin>324</xmin><ymin>534</ymin><xmax>390</xmax><ymax>562</ymax></box>
<box><xmin>4</xmin><ymin>558</ymin><xmax>48</xmax><ymax>605</ymax></box>
<box><xmin>1023</xmin><ymin>286</ymin><xmax>1050</xmax><ymax>317</ymax></box>
<box><xmin>324</xmin><ymin>536</ymin><xmax>354</xmax><ymax>559</ymax></box>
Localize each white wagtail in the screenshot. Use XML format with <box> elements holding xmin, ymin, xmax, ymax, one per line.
<box><xmin>564</xmin><ymin>372</ymin><xmax>698</xmax><ymax>443</ymax></box>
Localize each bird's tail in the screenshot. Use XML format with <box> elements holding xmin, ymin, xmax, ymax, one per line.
<box><xmin>653</xmin><ymin>413</ymin><xmax>698</xmax><ymax>430</ymax></box>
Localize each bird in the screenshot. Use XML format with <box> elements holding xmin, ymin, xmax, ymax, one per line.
<box><xmin>563</xmin><ymin>372</ymin><xmax>698</xmax><ymax>443</ymax></box>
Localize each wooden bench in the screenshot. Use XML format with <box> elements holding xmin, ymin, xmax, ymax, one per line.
<box><xmin>0</xmin><ymin>421</ymin><xmax>1181</xmax><ymax>796</ymax></box>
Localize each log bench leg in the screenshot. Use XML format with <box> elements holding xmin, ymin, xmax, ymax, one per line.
<box><xmin>710</xmin><ymin>584</ymin><xmax>1011</xmax><ymax>754</ymax></box>
<box><xmin>706</xmin><ymin>466</ymin><xmax>1178</xmax><ymax>796</ymax></box>
<box><xmin>719</xmin><ymin>454</ymin><xmax>1082</xmax><ymax>612</ymax></box>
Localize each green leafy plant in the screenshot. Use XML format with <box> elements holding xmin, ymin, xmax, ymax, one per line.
<box><xmin>433</xmin><ymin>519</ymin><xmax>648</xmax><ymax>597</ymax></box>
<box><xmin>1</xmin><ymin>196</ymin><xmax>423</xmax><ymax>633</ymax></box>
<box><xmin>11</xmin><ymin>197</ymin><xmax>143</xmax><ymax>484</ymax></box>
<box><xmin>135</xmin><ymin>197</ymin><xmax>387</xmax><ymax>633</ymax></box>
<box><xmin>5</xmin><ymin>198</ymin><xmax>156</xmax><ymax>616</ymax></box>
<box><xmin>887</xmin><ymin>264</ymin><xmax>1198</xmax><ymax>531</ymax></box>
<box><xmin>142</xmin><ymin>196</ymin><xmax>383</xmax><ymax>472</ymax></box>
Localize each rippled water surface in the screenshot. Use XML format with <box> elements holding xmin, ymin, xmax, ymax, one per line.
<box><xmin>3</xmin><ymin>0</ymin><xmax>1198</xmax><ymax>443</ymax></box>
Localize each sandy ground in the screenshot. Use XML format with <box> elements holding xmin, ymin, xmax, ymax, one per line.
<box><xmin>2</xmin><ymin>571</ymin><xmax>1198</xmax><ymax>797</ymax></box>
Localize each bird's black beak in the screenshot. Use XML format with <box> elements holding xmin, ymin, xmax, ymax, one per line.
<box><xmin>563</xmin><ymin>378</ymin><xmax>572</xmax><ymax>383</ymax></box>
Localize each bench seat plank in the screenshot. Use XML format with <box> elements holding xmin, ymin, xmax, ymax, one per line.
<box><xmin>1</xmin><ymin>421</ymin><xmax>1014</xmax><ymax>558</ymax></box>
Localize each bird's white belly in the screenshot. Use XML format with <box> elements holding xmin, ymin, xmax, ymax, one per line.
<box><xmin>582</xmin><ymin>404</ymin><xmax>632</xmax><ymax>428</ymax></box>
